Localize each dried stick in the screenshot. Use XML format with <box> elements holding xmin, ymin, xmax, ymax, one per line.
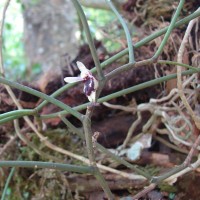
<box><xmin>177</xmin><ymin>13</ymin><xmax>200</xmax><ymax>129</ymax></box>
<box><xmin>0</xmin><ymin>135</ymin><xmax>17</xmax><ymax>158</ymax></box>
<box><xmin>132</xmin><ymin>183</ymin><xmax>156</xmax><ymax>200</ymax></box>
<box><xmin>133</xmin><ymin>136</ymin><xmax>200</xmax><ymax>200</ymax></box>
<box><xmin>122</xmin><ymin>112</ymin><xmax>142</xmax><ymax>148</ymax></box>
<box><xmin>60</xmin><ymin>115</ymin><xmax>149</xmax><ymax>179</ymax></box>
<box><xmin>14</xmin><ymin>119</ymin><xmax>62</xmax><ymax>162</ymax></box>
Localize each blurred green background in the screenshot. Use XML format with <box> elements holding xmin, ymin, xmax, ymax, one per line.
<box><xmin>1</xmin><ymin>0</ymin><xmax>123</xmax><ymax>81</ymax></box>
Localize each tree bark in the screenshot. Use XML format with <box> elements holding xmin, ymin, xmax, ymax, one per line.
<box><xmin>22</xmin><ymin>0</ymin><xmax>79</xmax><ymax>77</ymax></box>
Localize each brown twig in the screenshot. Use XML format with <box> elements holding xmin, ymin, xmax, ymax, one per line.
<box><xmin>60</xmin><ymin>115</ymin><xmax>149</xmax><ymax>179</ymax></box>
<box><xmin>0</xmin><ymin>135</ymin><xmax>17</xmax><ymax>158</ymax></box>
<box><xmin>132</xmin><ymin>183</ymin><xmax>156</xmax><ymax>200</ymax></box>
<box><xmin>177</xmin><ymin>13</ymin><xmax>200</xmax><ymax>129</ymax></box>
<box><xmin>14</xmin><ymin>119</ymin><xmax>62</xmax><ymax>162</ymax></box>
<box><xmin>183</xmin><ymin>134</ymin><xmax>200</xmax><ymax>166</ymax></box>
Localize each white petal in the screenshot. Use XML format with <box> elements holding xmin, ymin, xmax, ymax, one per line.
<box><xmin>76</xmin><ymin>61</ymin><xmax>88</xmax><ymax>72</ymax></box>
<box><xmin>76</xmin><ymin>61</ymin><xmax>91</xmax><ymax>78</ymax></box>
<box><xmin>64</xmin><ymin>77</ymin><xmax>83</xmax><ymax>83</ymax></box>
<box><xmin>87</xmin><ymin>91</ymin><xmax>96</xmax><ymax>102</ymax></box>
<box><xmin>93</xmin><ymin>77</ymin><xmax>99</xmax><ymax>90</ymax></box>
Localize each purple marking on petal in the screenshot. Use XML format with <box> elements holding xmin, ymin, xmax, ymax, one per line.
<box><xmin>83</xmin><ymin>77</ymin><xmax>95</xmax><ymax>96</ymax></box>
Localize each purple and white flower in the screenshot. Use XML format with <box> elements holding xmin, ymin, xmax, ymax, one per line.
<box><xmin>64</xmin><ymin>61</ymin><xmax>99</xmax><ymax>102</ymax></box>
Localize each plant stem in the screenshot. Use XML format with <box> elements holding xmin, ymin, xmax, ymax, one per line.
<box><xmin>0</xmin><ymin>77</ymin><xmax>83</xmax><ymax>121</ymax></box>
<box><xmin>41</xmin><ymin>66</ymin><xmax>200</xmax><ymax>119</ymax></box>
<box><xmin>1</xmin><ymin>60</ymin><xmax>196</xmax><ymax>126</ymax></box>
<box><xmin>102</xmin><ymin>7</ymin><xmax>200</xmax><ymax>66</ymax></box>
<box><xmin>106</xmin><ymin>0</ymin><xmax>134</xmax><ymax>63</ymax></box>
<box><xmin>1</xmin><ymin>166</ymin><xmax>15</xmax><ymax>200</ymax></box>
<box><xmin>0</xmin><ymin>109</ymin><xmax>36</xmax><ymax>120</ymax></box>
<box><xmin>83</xmin><ymin>106</ymin><xmax>114</xmax><ymax>199</ymax></box>
<box><xmin>152</xmin><ymin>0</ymin><xmax>185</xmax><ymax>60</ymax></box>
<box><xmin>0</xmin><ymin>116</ymin><xmax>25</xmax><ymax>125</ymax></box>
<box><xmin>35</xmin><ymin>9</ymin><xmax>200</xmax><ymax>112</ymax></box>
<box><xmin>102</xmin><ymin>70</ymin><xmax>199</xmax><ymax>102</ymax></box>
<box><xmin>61</xmin><ymin>116</ymin><xmax>150</xmax><ymax>179</ymax></box>
<box><xmin>36</xmin><ymin>82</ymin><xmax>77</xmax><ymax>110</ymax></box>
<box><xmin>83</xmin><ymin>108</ymin><xmax>96</xmax><ymax>165</ymax></box>
<box><xmin>106</xmin><ymin>58</ymin><xmax>151</xmax><ymax>80</ymax></box>
<box><xmin>0</xmin><ymin>161</ymin><xmax>94</xmax><ymax>174</ymax></box>
<box><xmin>158</xmin><ymin>60</ymin><xmax>199</xmax><ymax>71</ymax></box>
<box><xmin>72</xmin><ymin>0</ymin><xmax>104</xmax><ymax>81</ymax></box>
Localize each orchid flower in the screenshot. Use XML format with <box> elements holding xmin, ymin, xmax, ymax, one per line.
<box><xmin>64</xmin><ymin>61</ymin><xmax>99</xmax><ymax>103</ymax></box>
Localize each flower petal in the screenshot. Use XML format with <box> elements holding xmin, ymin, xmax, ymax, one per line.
<box><xmin>76</xmin><ymin>61</ymin><xmax>88</xmax><ymax>72</ymax></box>
<box><xmin>76</xmin><ymin>61</ymin><xmax>91</xmax><ymax>79</ymax></box>
<box><xmin>87</xmin><ymin>91</ymin><xmax>96</xmax><ymax>102</ymax></box>
<box><xmin>93</xmin><ymin>77</ymin><xmax>99</xmax><ymax>90</ymax></box>
<box><xmin>64</xmin><ymin>77</ymin><xmax>83</xmax><ymax>83</ymax></box>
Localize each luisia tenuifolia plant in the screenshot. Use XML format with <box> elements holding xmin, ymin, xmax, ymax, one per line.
<box><xmin>64</xmin><ymin>61</ymin><xmax>98</xmax><ymax>103</ymax></box>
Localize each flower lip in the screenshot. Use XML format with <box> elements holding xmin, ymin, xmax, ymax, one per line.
<box><xmin>84</xmin><ymin>77</ymin><xmax>95</xmax><ymax>96</ymax></box>
<box><xmin>64</xmin><ymin>61</ymin><xmax>98</xmax><ymax>102</ymax></box>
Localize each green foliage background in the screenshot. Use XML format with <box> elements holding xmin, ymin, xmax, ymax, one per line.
<box><xmin>1</xmin><ymin>0</ymin><xmax>26</xmax><ymax>80</ymax></box>
<box><xmin>2</xmin><ymin>0</ymin><xmax>123</xmax><ymax>81</ymax></box>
